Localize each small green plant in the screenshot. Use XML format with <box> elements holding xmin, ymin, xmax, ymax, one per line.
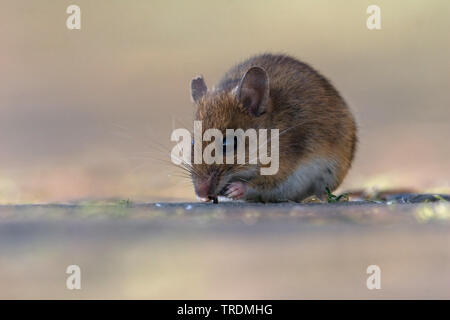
<box><xmin>433</xmin><ymin>195</ymin><xmax>447</xmax><ymax>202</ymax></box>
<box><xmin>423</xmin><ymin>195</ymin><xmax>448</xmax><ymax>203</ymax></box>
<box><xmin>325</xmin><ymin>187</ymin><xmax>349</xmax><ymax>203</ymax></box>
<box><xmin>117</xmin><ymin>198</ymin><xmax>133</xmax><ymax>207</ymax></box>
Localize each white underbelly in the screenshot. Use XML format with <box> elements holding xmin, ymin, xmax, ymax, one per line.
<box><xmin>247</xmin><ymin>157</ymin><xmax>339</xmax><ymax>202</ymax></box>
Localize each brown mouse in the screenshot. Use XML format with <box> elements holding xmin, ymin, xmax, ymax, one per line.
<box><xmin>189</xmin><ymin>53</ymin><xmax>357</xmax><ymax>202</ymax></box>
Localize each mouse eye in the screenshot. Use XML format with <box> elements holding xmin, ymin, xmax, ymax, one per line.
<box><xmin>223</xmin><ymin>136</ymin><xmax>238</xmax><ymax>154</ymax></box>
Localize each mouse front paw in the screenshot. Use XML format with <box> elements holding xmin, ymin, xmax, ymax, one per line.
<box><xmin>226</xmin><ymin>181</ymin><xmax>247</xmax><ymax>200</ymax></box>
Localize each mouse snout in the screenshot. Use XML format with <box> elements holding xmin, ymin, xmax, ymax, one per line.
<box><xmin>195</xmin><ymin>176</ymin><xmax>216</xmax><ymax>198</ymax></box>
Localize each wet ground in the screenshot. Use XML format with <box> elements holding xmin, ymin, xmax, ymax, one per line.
<box><xmin>0</xmin><ymin>197</ymin><xmax>449</xmax><ymax>299</ymax></box>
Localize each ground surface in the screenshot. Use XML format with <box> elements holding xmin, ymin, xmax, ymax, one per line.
<box><xmin>0</xmin><ymin>197</ymin><xmax>449</xmax><ymax>299</ymax></box>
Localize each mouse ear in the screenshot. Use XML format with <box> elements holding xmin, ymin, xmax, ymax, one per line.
<box><xmin>191</xmin><ymin>76</ymin><xmax>207</xmax><ymax>103</ymax></box>
<box><xmin>236</xmin><ymin>67</ymin><xmax>269</xmax><ymax>116</ymax></box>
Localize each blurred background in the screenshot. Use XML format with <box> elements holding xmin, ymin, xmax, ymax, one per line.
<box><xmin>1</xmin><ymin>0</ymin><xmax>449</xmax><ymax>203</ymax></box>
<box><xmin>1</xmin><ymin>0</ymin><xmax>450</xmax><ymax>301</ymax></box>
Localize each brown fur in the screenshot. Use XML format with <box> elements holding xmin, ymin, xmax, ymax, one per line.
<box><xmin>191</xmin><ymin>53</ymin><xmax>357</xmax><ymax>202</ymax></box>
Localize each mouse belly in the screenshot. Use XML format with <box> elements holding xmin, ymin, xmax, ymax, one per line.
<box><xmin>240</xmin><ymin>157</ymin><xmax>341</xmax><ymax>202</ymax></box>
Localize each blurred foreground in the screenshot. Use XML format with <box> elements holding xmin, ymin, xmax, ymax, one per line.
<box><xmin>1</xmin><ymin>200</ymin><xmax>449</xmax><ymax>299</ymax></box>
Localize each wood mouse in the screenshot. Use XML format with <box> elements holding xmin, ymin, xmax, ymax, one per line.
<box><xmin>189</xmin><ymin>53</ymin><xmax>357</xmax><ymax>202</ymax></box>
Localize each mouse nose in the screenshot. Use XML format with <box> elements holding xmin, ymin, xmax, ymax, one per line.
<box><xmin>196</xmin><ymin>177</ymin><xmax>215</xmax><ymax>198</ymax></box>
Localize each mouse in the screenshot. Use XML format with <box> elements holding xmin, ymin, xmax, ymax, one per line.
<box><xmin>189</xmin><ymin>53</ymin><xmax>357</xmax><ymax>202</ymax></box>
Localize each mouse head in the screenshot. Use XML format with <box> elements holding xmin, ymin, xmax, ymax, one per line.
<box><xmin>189</xmin><ymin>67</ymin><xmax>271</xmax><ymax>201</ymax></box>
